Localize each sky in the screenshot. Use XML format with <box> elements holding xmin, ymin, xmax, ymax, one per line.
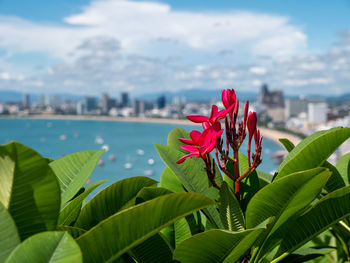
<box><xmin>0</xmin><ymin>0</ymin><xmax>349</xmax><ymax>96</ymax></box>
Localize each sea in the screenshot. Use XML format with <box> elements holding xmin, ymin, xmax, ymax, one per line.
<box><xmin>0</xmin><ymin>118</ymin><xmax>282</xmax><ymax>189</ymax></box>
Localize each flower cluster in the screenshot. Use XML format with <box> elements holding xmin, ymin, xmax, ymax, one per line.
<box><xmin>177</xmin><ymin>89</ymin><xmax>263</xmax><ymax>200</ymax></box>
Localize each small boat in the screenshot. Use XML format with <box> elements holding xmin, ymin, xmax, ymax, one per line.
<box><xmin>73</xmin><ymin>132</ymin><xmax>79</xmax><ymax>139</ymax></box>
<box><xmin>95</xmin><ymin>136</ymin><xmax>104</xmax><ymax>145</ymax></box>
<box><xmin>40</xmin><ymin>137</ymin><xmax>46</xmax><ymax>143</ymax></box>
<box><xmin>136</xmin><ymin>149</ymin><xmax>145</xmax><ymax>156</ymax></box>
<box><xmin>108</xmin><ymin>154</ymin><xmax>116</xmax><ymax>161</ymax></box>
<box><xmin>46</xmin><ymin>122</ymin><xmax>53</xmax><ymax>128</ymax></box>
<box><xmin>59</xmin><ymin>134</ymin><xmax>67</xmax><ymax>141</ymax></box>
<box><xmin>98</xmin><ymin>159</ymin><xmax>105</xmax><ymax>166</ymax></box>
<box><xmin>147</xmin><ymin>158</ymin><xmax>155</xmax><ymax>165</ymax></box>
<box><xmin>143</xmin><ymin>169</ymin><xmax>155</xmax><ymax>176</ymax></box>
<box><xmin>124</xmin><ymin>162</ymin><xmax>132</xmax><ymax>169</ymax></box>
<box><xmin>102</xmin><ymin>144</ymin><xmax>109</xmax><ymax>152</ymax></box>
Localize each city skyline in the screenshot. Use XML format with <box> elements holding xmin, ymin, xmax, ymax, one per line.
<box><xmin>0</xmin><ymin>0</ymin><xmax>349</xmax><ymax>96</ymax></box>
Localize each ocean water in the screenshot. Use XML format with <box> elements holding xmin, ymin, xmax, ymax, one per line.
<box><xmin>0</xmin><ymin>118</ymin><xmax>282</xmax><ymax>188</ymax></box>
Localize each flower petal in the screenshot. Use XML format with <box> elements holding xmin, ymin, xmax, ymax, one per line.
<box><xmin>181</xmin><ymin>145</ymin><xmax>200</xmax><ymax>154</ymax></box>
<box><xmin>187</xmin><ymin>115</ymin><xmax>209</xmax><ymax>123</ymax></box>
<box><xmin>176</xmin><ymin>153</ymin><xmax>198</xmax><ymax>164</ymax></box>
<box><xmin>178</xmin><ymin>138</ymin><xmax>194</xmax><ymax>145</ymax></box>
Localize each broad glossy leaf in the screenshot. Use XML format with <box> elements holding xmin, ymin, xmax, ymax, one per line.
<box><xmin>0</xmin><ymin>202</ymin><xmax>20</xmax><ymax>262</ymax></box>
<box><xmin>256</xmin><ymin>170</ymin><xmax>274</xmax><ymax>183</ymax></box>
<box><xmin>77</xmin><ymin>192</ymin><xmax>215</xmax><ymax>263</ymax></box>
<box><xmin>3</xmin><ymin>142</ymin><xmax>60</xmax><ymax>240</ymax></box>
<box><xmin>173</xmin><ymin>228</ymin><xmax>264</xmax><ymax>263</ymax></box>
<box><xmin>278</xmin><ymin>137</ymin><xmax>345</xmax><ymax>191</ymax></box>
<box><xmin>0</xmin><ymin>148</ymin><xmax>15</xmax><ymax>208</ymax></box>
<box><xmin>336</xmin><ymin>152</ymin><xmax>350</xmax><ymax>185</ymax></box>
<box><xmin>219</xmin><ymin>181</ymin><xmax>244</xmax><ymax>231</ymax></box>
<box><xmin>135</xmin><ymin>187</ymin><xmax>172</xmax><ymax>204</ymax></box>
<box><xmin>49</xmin><ymin>150</ymin><xmax>104</xmax><ymax>205</ymax></box>
<box><xmin>155</xmin><ymin>144</ymin><xmax>223</xmax><ymax>228</ymax></box>
<box><xmin>246</xmin><ymin>168</ymin><xmax>331</xmax><ymax>260</ymax></box>
<box><xmin>275</xmin><ymin>127</ymin><xmax>350</xmax><ymax>180</ymax></box>
<box><xmin>160</xmin><ymin>167</ymin><xmax>184</xmax><ymax>193</ymax></box>
<box><xmin>5</xmin><ymin>231</ymin><xmax>82</xmax><ymax>263</ymax></box>
<box><xmin>58</xmin><ymin>180</ymin><xmax>105</xmax><ymax>225</ymax></box>
<box><xmin>167</xmin><ymin>128</ymin><xmax>192</xmax><ymax>154</ymax></box>
<box><xmin>56</xmin><ymin>225</ymin><xmax>86</xmax><ymax>239</ymax></box>
<box><xmin>75</xmin><ymin>176</ymin><xmax>157</xmax><ymax>230</ymax></box>
<box><xmin>279</xmin><ymin>185</ymin><xmax>350</xmax><ymax>254</ymax></box>
<box><xmin>278</xmin><ymin>246</ymin><xmax>335</xmax><ymax>263</ymax></box>
<box><xmin>226</xmin><ymin>153</ymin><xmax>260</xmax><ymax>211</ymax></box>
<box><xmin>278</xmin><ymin>138</ymin><xmax>295</xmax><ymax>152</ymax></box>
<box><xmin>131</xmin><ymin>233</ymin><xmax>173</xmax><ymax>263</ymax></box>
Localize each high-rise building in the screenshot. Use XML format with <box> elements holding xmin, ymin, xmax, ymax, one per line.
<box><xmin>308</xmin><ymin>102</ymin><xmax>328</xmax><ymax>124</ymax></box>
<box><xmin>76</xmin><ymin>101</ymin><xmax>86</xmax><ymax>115</ymax></box>
<box><xmin>157</xmin><ymin>95</ymin><xmax>166</xmax><ymax>109</ymax></box>
<box><xmin>52</xmin><ymin>95</ymin><xmax>62</xmax><ymax>108</ymax></box>
<box><xmin>132</xmin><ymin>99</ymin><xmax>145</xmax><ymax>116</ymax></box>
<box><xmin>259</xmin><ymin>84</ymin><xmax>284</xmax><ymax>108</ymax></box>
<box><xmin>101</xmin><ymin>93</ymin><xmax>116</xmax><ymax>114</ymax></box>
<box><xmin>23</xmin><ymin>94</ymin><xmax>30</xmax><ymax>109</ymax></box>
<box><xmin>285</xmin><ymin>98</ymin><xmax>308</xmax><ymax>118</ymax></box>
<box><xmin>85</xmin><ymin>97</ymin><xmax>97</xmax><ymax>112</ymax></box>
<box><xmin>121</xmin><ymin>92</ymin><xmax>129</xmax><ymax>108</ymax></box>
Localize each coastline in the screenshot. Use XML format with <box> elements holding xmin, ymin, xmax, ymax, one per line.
<box><xmin>1</xmin><ymin>114</ymin><xmax>302</xmax><ymax>146</ymax></box>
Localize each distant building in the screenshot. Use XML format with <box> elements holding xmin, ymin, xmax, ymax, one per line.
<box><xmin>39</xmin><ymin>95</ymin><xmax>50</xmax><ymax>107</ymax></box>
<box><xmin>23</xmin><ymin>94</ymin><xmax>30</xmax><ymax>109</ymax></box>
<box><xmin>101</xmin><ymin>93</ymin><xmax>116</xmax><ymax>114</ymax></box>
<box><xmin>52</xmin><ymin>95</ymin><xmax>62</xmax><ymax>108</ymax></box>
<box><xmin>258</xmin><ymin>84</ymin><xmax>285</xmax><ymax>123</ymax></box>
<box><xmin>285</xmin><ymin>98</ymin><xmax>308</xmax><ymax>118</ymax></box>
<box><xmin>85</xmin><ymin>97</ymin><xmax>97</xmax><ymax>112</ymax></box>
<box><xmin>259</xmin><ymin>84</ymin><xmax>284</xmax><ymax>108</ymax></box>
<box><xmin>132</xmin><ymin>99</ymin><xmax>145</xmax><ymax>116</ymax></box>
<box><xmin>157</xmin><ymin>95</ymin><xmax>166</xmax><ymax>109</ymax></box>
<box><xmin>76</xmin><ymin>101</ymin><xmax>86</xmax><ymax>115</ymax></box>
<box><xmin>308</xmin><ymin>102</ymin><xmax>328</xmax><ymax>124</ymax></box>
<box><xmin>121</xmin><ymin>92</ymin><xmax>129</xmax><ymax>108</ymax></box>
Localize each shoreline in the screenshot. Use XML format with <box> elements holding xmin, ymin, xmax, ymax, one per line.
<box><xmin>1</xmin><ymin>114</ymin><xmax>302</xmax><ymax>146</ymax></box>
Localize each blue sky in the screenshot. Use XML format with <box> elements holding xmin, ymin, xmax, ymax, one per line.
<box><xmin>0</xmin><ymin>0</ymin><xmax>349</xmax><ymax>95</ymax></box>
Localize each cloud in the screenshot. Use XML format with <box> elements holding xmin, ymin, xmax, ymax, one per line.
<box><xmin>0</xmin><ymin>0</ymin><xmax>348</xmax><ymax>96</ymax></box>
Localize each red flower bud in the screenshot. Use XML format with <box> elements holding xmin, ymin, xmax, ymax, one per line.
<box><xmin>247</xmin><ymin>111</ymin><xmax>257</xmax><ymax>143</ymax></box>
<box><xmin>222</xmin><ymin>89</ymin><xmax>236</xmax><ymax>117</ymax></box>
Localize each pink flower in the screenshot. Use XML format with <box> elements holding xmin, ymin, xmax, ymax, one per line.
<box><xmin>177</xmin><ymin>127</ymin><xmax>223</xmax><ymax>164</ymax></box>
<box><xmin>247</xmin><ymin>111</ymin><xmax>257</xmax><ymax>144</ymax></box>
<box><xmin>187</xmin><ymin>105</ymin><xmax>232</xmax><ymax>131</ymax></box>
<box><xmin>222</xmin><ymin>89</ymin><xmax>237</xmax><ymax>117</ymax></box>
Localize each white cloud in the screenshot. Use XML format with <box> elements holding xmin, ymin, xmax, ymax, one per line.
<box><xmin>0</xmin><ymin>0</ymin><xmax>306</xmax><ymax>60</ymax></box>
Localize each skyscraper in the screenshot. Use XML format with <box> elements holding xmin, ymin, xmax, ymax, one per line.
<box><xmin>157</xmin><ymin>95</ymin><xmax>166</xmax><ymax>109</ymax></box>
<box><xmin>121</xmin><ymin>92</ymin><xmax>129</xmax><ymax>108</ymax></box>
<box><xmin>23</xmin><ymin>94</ymin><xmax>30</xmax><ymax>109</ymax></box>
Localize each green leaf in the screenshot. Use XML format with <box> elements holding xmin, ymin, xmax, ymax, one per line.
<box><xmin>155</xmin><ymin>144</ymin><xmax>223</xmax><ymax>228</ymax></box>
<box><xmin>167</xmin><ymin>128</ymin><xmax>192</xmax><ymax>154</ymax></box>
<box><xmin>130</xmin><ymin>233</ymin><xmax>173</xmax><ymax>263</ymax></box>
<box><xmin>246</xmin><ymin>168</ymin><xmax>331</xmax><ymax>260</ymax></box>
<box><xmin>0</xmin><ymin>202</ymin><xmax>20</xmax><ymax>262</ymax></box>
<box><xmin>135</xmin><ymin>187</ymin><xmax>173</xmax><ymax>204</ymax></box>
<box><xmin>275</xmin><ymin>127</ymin><xmax>350</xmax><ymax>180</ymax></box>
<box><xmin>279</xmin><ymin>135</ymin><xmax>346</xmax><ymax>192</ymax></box>
<box><xmin>219</xmin><ymin>181</ymin><xmax>244</xmax><ymax>231</ymax></box>
<box><xmin>160</xmin><ymin>167</ymin><xmax>185</xmax><ymax>193</ymax></box>
<box><xmin>226</xmin><ymin>153</ymin><xmax>260</xmax><ymax>211</ymax></box>
<box><xmin>5</xmin><ymin>231</ymin><xmax>82</xmax><ymax>263</ymax></box>
<box><xmin>56</xmin><ymin>225</ymin><xmax>86</xmax><ymax>239</ymax></box>
<box><xmin>278</xmin><ymin>246</ymin><xmax>335</xmax><ymax>263</ymax></box>
<box><xmin>336</xmin><ymin>152</ymin><xmax>350</xmax><ymax>185</ymax></box>
<box><xmin>0</xmin><ymin>148</ymin><xmax>15</xmax><ymax>208</ymax></box>
<box><xmin>75</xmin><ymin>176</ymin><xmax>157</xmax><ymax>230</ymax></box>
<box><xmin>279</xmin><ymin>185</ymin><xmax>350</xmax><ymax>254</ymax></box>
<box><xmin>58</xmin><ymin>180</ymin><xmax>106</xmax><ymax>226</ymax></box>
<box><xmin>256</xmin><ymin>170</ymin><xmax>274</xmax><ymax>183</ymax></box>
<box><xmin>2</xmin><ymin>142</ymin><xmax>60</xmax><ymax>240</ymax></box>
<box><xmin>49</xmin><ymin>150</ymin><xmax>104</xmax><ymax>206</ymax></box>
<box><xmin>278</xmin><ymin>138</ymin><xmax>295</xmax><ymax>152</ymax></box>
<box><xmin>77</xmin><ymin>192</ymin><xmax>215</xmax><ymax>263</ymax></box>
<box><xmin>173</xmin><ymin>228</ymin><xmax>265</xmax><ymax>263</ymax></box>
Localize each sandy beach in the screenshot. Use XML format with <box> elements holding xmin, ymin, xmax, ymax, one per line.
<box><xmin>2</xmin><ymin>114</ymin><xmax>302</xmax><ymax>147</ymax></box>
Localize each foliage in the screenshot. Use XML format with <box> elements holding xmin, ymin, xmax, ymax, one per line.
<box><xmin>0</xmin><ymin>89</ymin><xmax>349</xmax><ymax>262</ymax></box>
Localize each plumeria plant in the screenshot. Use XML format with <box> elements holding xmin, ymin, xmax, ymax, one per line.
<box><xmin>177</xmin><ymin>89</ymin><xmax>263</xmax><ymax>201</ymax></box>
<box><xmin>0</xmin><ymin>88</ymin><xmax>349</xmax><ymax>263</ymax></box>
